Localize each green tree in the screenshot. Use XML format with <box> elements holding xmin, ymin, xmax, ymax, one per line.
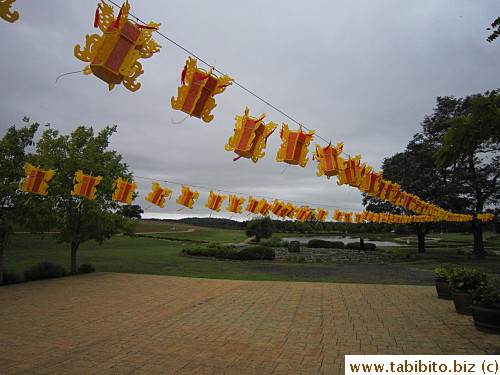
<box><xmin>0</xmin><ymin>119</ymin><xmax>39</xmax><ymax>284</ymax></box>
<box><xmin>118</xmin><ymin>204</ymin><xmax>144</xmax><ymax>219</ymax></box>
<box><xmin>245</xmin><ymin>217</ymin><xmax>273</xmax><ymax>242</ymax></box>
<box><xmin>487</xmin><ymin>17</ymin><xmax>500</xmax><ymax>43</ymax></box>
<box><xmin>435</xmin><ymin>90</ymin><xmax>500</xmax><ymax>259</ymax></box>
<box><xmin>31</xmin><ymin>125</ymin><xmax>135</xmax><ymax>273</ymax></box>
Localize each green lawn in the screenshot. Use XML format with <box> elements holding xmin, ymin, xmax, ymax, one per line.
<box><xmin>3</xmin><ymin>229</ymin><xmax>499</xmax><ymax>284</ymax></box>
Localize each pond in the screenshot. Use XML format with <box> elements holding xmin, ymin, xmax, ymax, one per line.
<box><xmin>282</xmin><ymin>236</ymin><xmax>408</xmax><ymax>247</ymax></box>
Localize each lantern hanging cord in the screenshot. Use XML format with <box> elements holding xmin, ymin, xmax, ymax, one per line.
<box><xmin>134</xmin><ymin>175</ymin><xmax>363</xmax><ymax>213</ymax></box>
<box><xmin>108</xmin><ymin>0</ymin><xmax>331</xmax><ymax>146</ymax></box>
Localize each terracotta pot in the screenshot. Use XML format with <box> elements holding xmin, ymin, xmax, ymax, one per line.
<box><xmin>471</xmin><ymin>302</ymin><xmax>500</xmax><ymax>334</ymax></box>
<box><xmin>451</xmin><ymin>288</ymin><xmax>473</xmax><ymax>315</ymax></box>
<box><xmin>435</xmin><ymin>278</ymin><xmax>452</xmax><ymax>300</ymax></box>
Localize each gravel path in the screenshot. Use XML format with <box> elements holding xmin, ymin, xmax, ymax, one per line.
<box><xmin>247</xmin><ymin>263</ymin><xmax>435</xmax><ymax>285</ymax></box>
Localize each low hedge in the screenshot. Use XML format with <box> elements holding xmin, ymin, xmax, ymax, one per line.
<box><xmin>345</xmin><ymin>242</ymin><xmax>377</xmax><ymax>251</ymax></box>
<box><xmin>24</xmin><ymin>261</ymin><xmax>68</xmax><ymax>281</ymax></box>
<box><xmin>307</xmin><ymin>239</ymin><xmax>345</xmax><ymax>249</ymax></box>
<box><xmin>183</xmin><ymin>245</ymin><xmax>275</xmax><ymax>260</ymax></box>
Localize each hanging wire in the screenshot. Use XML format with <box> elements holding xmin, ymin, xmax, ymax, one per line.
<box><xmin>107</xmin><ymin>0</ymin><xmax>332</xmax><ymax>145</ymax></box>
<box><xmin>134</xmin><ymin>175</ymin><xmax>363</xmax><ymax>213</ymax></box>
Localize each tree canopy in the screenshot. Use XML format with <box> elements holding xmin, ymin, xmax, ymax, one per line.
<box><xmin>29</xmin><ymin>125</ymin><xmax>135</xmax><ymax>273</ymax></box>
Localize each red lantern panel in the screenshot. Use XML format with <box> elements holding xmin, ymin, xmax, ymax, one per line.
<box><xmin>19</xmin><ymin>163</ymin><xmax>55</xmax><ymax>196</ymax></box>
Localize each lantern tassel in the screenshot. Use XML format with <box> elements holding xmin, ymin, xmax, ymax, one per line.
<box><xmin>94</xmin><ymin>4</ymin><xmax>100</xmax><ymax>28</ymax></box>
<box><xmin>23</xmin><ymin>196</ymin><xmax>32</xmax><ymax>206</ymax></box>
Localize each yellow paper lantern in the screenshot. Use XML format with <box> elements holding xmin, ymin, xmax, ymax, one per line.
<box><xmin>245</xmin><ymin>196</ymin><xmax>260</xmax><ymax>215</ymax></box>
<box><xmin>276</xmin><ymin>124</ymin><xmax>314</xmax><ymax>167</ymax></box>
<box><xmin>71</xmin><ymin>170</ymin><xmax>103</xmax><ymax>200</ymax></box>
<box><xmin>171</xmin><ymin>57</ymin><xmax>234</xmax><ymax>123</ymax></box>
<box><xmin>316</xmin><ymin>208</ymin><xmax>329</xmax><ymax>222</ymax></box>
<box><xmin>176</xmin><ymin>185</ymin><xmax>199</xmax><ymax>209</ymax></box>
<box><xmin>257</xmin><ymin>199</ymin><xmax>271</xmax><ymax>217</ymax></box>
<box><xmin>205</xmin><ymin>191</ymin><xmax>226</xmax><ymax>212</ymax></box>
<box><xmin>74</xmin><ymin>0</ymin><xmax>161</xmax><ymax>91</ymax></box>
<box><xmin>315</xmin><ymin>142</ymin><xmax>345</xmax><ymax>178</ymax></box>
<box><xmin>145</xmin><ymin>182</ymin><xmax>172</xmax><ymax>208</ymax></box>
<box><xmin>227</xmin><ymin>195</ymin><xmax>246</xmax><ymax>214</ymax></box>
<box><xmin>19</xmin><ymin>163</ymin><xmax>55</xmax><ymax>196</ymax></box>
<box><xmin>111</xmin><ymin>177</ymin><xmax>136</xmax><ymax>205</ymax></box>
<box><xmin>225</xmin><ymin>108</ymin><xmax>277</xmax><ymax>162</ymax></box>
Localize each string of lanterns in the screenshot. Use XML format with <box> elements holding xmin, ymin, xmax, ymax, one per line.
<box><xmin>5</xmin><ymin>0</ymin><xmax>495</xmax><ymax>224</ymax></box>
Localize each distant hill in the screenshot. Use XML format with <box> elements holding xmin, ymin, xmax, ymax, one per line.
<box><xmin>174</xmin><ymin>217</ymin><xmax>247</xmax><ymax>230</ymax></box>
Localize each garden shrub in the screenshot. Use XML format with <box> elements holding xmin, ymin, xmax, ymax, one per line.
<box><xmin>346</xmin><ymin>242</ymin><xmax>377</xmax><ymax>251</ymax></box>
<box><xmin>307</xmin><ymin>239</ymin><xmax>345</xmax><ymax>249</ymax></box>
<box><xmin>238</xmin><ymin>245</ymin><xmax>275</xmax><ymax>260</ymax></box>
<box><xmin>260</xmin><ymin>238</ymin><xmax>288</xmax><ymax>248</ymax></box>
<box><xmin>78</xmin><ymin>263</ymin><xmax>95</xmax><ymax>274</ymax></box>
<box><xmin>2</xmin><ymin>269</ymin><xmax>22</xmax><ymax>285</ymax></box>
<box><xmin>381</xmin><ymin>250</ymin><xmax>420</xmax><ymax>262</ymax></box>
<box><xmin>24</xmin><ymin>261</ymin><xmax>68</xmax><ymax>281</ymax></box>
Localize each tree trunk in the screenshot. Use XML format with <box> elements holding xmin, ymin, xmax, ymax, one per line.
<box><xmin>71</xmin><ymin>240</ymin><xmax>80</xmax><ymax>274</ymax></box>
<box><xmin>471</xmin><ymin>219</ymin><xmax>486</xmax><ymax>260</ymax></box>
<box><xmin>416</xmin><ymin>224</ymin><xmax>427</xmax><ymax>253</ymax></box>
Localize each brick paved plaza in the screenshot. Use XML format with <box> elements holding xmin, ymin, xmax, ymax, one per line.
<box><xmin>1</xmin><ymin>273</ymin><xmax>499</xmax><ymax>374</ymax></box>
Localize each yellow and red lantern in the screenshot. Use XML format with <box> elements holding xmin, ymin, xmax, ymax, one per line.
<box><xmin>354</xmin><ymin>213</ymin><xmax>363</xmax><ymax>223</ymax></box>
<box><xmin>271</xmin><ymin>200</ymin><xmax>285</xmax><ymax>217</ymax></box>
<box><xmin>276</xmin><ymin>124</ymin><xmax>314</xmax><ymax>167</ymax></box>
<box><xmin>225</xmin><ymin>108</ymin><xmax>277</xmax><ymax>163</ymax></box>
<box><xmin>296</xmin><ymin>206</ymin><xmax>314</xmax><ymax>222</ymax></box>
<box><xmin>337</xmin><ymin>156</ymin><xmax>365</xmax><ymax>187</ymax></box>
<box><xmin>333</xmin><ymin>209</ymin><xmax>343</xmax><ymax>222</ymax></box>
<box><xmin>343</xmin><ymin>212</ymin><xmax>352</xmax><ymax>223</ymax></box>
<box><xmin>71</xmin><ymin>170</ymin><xmax>103</xmax><ymax>200</ymax></box>
<box><xmin>316</xmin><ymin>208</ymin><xmax>329</xmax><ymax>222</ymax></box>
<box><xmin>245</xmin><ymin>196</ymin><xmax>260</xmax><ymax>215</ymax></box>
<box><xmin>74</xmin><ymin>1</ymin><xmax>161</xmax><ymax>92</ymax></box>
<box><xmin>112</xmin><ymin>177</ymin><xmax>136</xmax><ymax>205</ymax></box>
<box><xmin>257</xmin><ymin>199</ymin><xmax>272</xmax><ymax>217</ymax></box>
<box><xmin>19</xmin><ymin>163</ymin><xmax>55</xmax><ymax>197</ymax></box>
<box><xmin>477</xmin><ymin>213</ymin><xmax>494</xmax><ymax>222</ymax></box>
<box><xmin>278</xmin><ymin>202</ymin><xmax>296</xmax><ymax>219</ymax></box>
<box><xmin>0</xmin><ymin>0</ymin><xmax>19</xmax><ymax>23</ymax></box>
<box><xmin>227</xmin><ymin>195</ymin><xmax>246</xmax><ymax>214</ymax></box>
<box><xmin>315</xmin><ymin>142</ymin><xmax>345</xmax><ymax>178</ymax></box>
<box><xmin>205</xmin><ymin>191</ymin><xmax>226</xmax><ymax>213</ymax></box>
<box><xmin>176</xmin><ymin>185</ymin><xmax>199</xmax><ymax>209</ymax></box>
<box><xmin>171</xmin><ymin>57</ymin><xmax>234</xmax><ymax>123</ymax></box>
<box><xmin>145</xmin><ymin>182</ymin><xmax>172</xmax><ymax>208</ymax></box>
<box><xmin>360</xmin><ymin>170</ymin><xmax>383</xmax><ymax>194</ymax></box>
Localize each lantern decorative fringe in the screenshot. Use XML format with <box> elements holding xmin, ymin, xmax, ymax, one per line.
<box><xmin>227</xmin><ymin>195</ymin><xmax>245</xmax><ymax>214</ymax></box>
<box><xmin>225</xmin><ymin>108</ymin><xmax>277</xmax><ymax>162</ymax></box>
<box><xmin>112</xmin><ymin>177</ymin><xmax>136</xmax><ymax>204</ymax></box>
<box><xmin>245</xmin><ymin>196</ymin><xmax>260</xmax><ymax>214</ymax></box>
<box><xmin>71</xmin><ymin>170</ymin><xmax>102</xmax><ymax>200</ymax></box>
<box><xmin>145</xmin><ymin>182</ymin><xmax>172</xmax><ymax>208</ymax></box>
<box><xmin>205</xmin><ymin>191</ymin><xmax>226</xmax><ymax>212</ymax></box>
<box><xmin>176</xmin><ymin>185</ymin><xmax>199</xmax><ymax>209</ymax></box>
<box><xmin>276</xmin><ymin>124</ymin><xmax>314</xmax><ymax>167</ymax></box>
<box><xmin>19</xmin><ymin>163</ymin><xmax>56</xmax><ymax>196</ymax></box>
<box><xmin>0</xmin><ymin>0</ymin><xmax>19</xmax><ymax>23</ymax></box>
<box><xmin>315</xmin><ymin>142</ymin><xmax>345</xmax><ymax>178</ymax></box>
<box><xmin>171</xmin><ymin>57</ymin><xmax>234</xmax><ymax>123</ymax></box>
<box><xmin>74</xmin><ymin>0</ymin><xmax>161</xmax><ymax>92</ymax></box>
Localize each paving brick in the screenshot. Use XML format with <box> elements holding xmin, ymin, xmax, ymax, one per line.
<box><xmin>1</xmin><ymin>273</ymin><xmax>499</xmax><ymax>374</ymax></box>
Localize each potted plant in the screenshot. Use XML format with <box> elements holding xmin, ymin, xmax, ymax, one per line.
<box><xmin>471</xmin><ymin>278</ymin><xmax>500</xmax><ymax>334</ymax></box>
<box><xmin>434</xmin><ymin>264</ymin><xmax>456</xmax><ymax>300</ymax></box>
<box><xmin>448</xmin><ymin>266</ymin><xmax>488</xmax><ymax>315</ymax></box>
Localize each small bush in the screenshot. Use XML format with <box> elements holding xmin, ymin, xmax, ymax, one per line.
<box><xmin>307</xmin><ymin>239</ymin><xmax>344</xmax><ymax>249</ymax></box>
<box><xmin>2</xmin><ymin>270</ymin><xmax>22</xmax><ymax>285</ymax></box>
<box><xmin>238</xmin><ymin>246</ymin><xmax>275</xmax><ymax>260</ymax></box>
<box><xmin>78</xmin><ymin>263</ymin><xmax>95</xmax><ymax>274</ymax></box>
<box><xmin>24</xmin><ymin>262</ymin><xmax>67</xmax><ymax>281</ymax></box>
<box><xmin>382</xmin><ymin>250</ymin><xmax>420</xmax><ymax>262</ymax></box>
<box><xmin>346</xmin><ymin>242</ymin><xmax>377</xmax><ymax>251</ymax></box>
<box><xmin>260</xmin><ymin>238</ymin><xmax>288</xmax><ymax>248</ymax></box>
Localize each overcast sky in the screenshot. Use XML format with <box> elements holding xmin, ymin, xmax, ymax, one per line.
<box><xmin>1</xmin><ymin>0</ymin><xmax>498</xmax><ymax>220</ymax></box>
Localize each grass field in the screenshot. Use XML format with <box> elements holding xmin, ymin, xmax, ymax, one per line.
<box><xmin>3</xmin><ymin>220</ymin><xmax>499</xmax><ymax>284</ymax></box>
